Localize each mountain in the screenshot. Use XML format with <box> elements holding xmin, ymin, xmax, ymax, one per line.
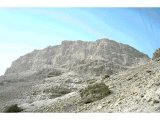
<box><xmin>0</xmin><ymin>38</ymin><xmax>150</xmax><ymax>112</ymax></box>
<box><xmin>5</xmin><ymin>38</ymin><xmax>149</xmax><ymax>77</ymax></box>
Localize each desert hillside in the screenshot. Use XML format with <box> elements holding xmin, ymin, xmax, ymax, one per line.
<box><xmin>1</xmin><ymin>38</ymin><xmax>157</xmax><ymax>112</ymax></box>
<box><xmin>22</xmin><ymin>58</ymin><xmax>160</xmax><ymax>112</ymax></box>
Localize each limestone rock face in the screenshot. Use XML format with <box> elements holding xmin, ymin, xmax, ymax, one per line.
<box><xmin>4</xmin><ymin>39</ymin><xmax>149</xmax><ymax>77</ymax></box>
<box><xmin>152</xmin><ymin>48</ymin><xmax>160</xmax><ymax>60</ymax></box>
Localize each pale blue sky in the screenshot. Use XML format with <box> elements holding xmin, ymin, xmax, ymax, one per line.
<box><xmin>0</xmin><ymin>8</ymin><xmax>160</xmax><ymax>75</ymax></box>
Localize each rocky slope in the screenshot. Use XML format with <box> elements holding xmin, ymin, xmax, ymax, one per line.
<box><xmin>19</xmin><ymin>58</ymin><xmax>160</xmax><ymax>113</ymax></box>
<box><xmin>0</xmin><ymin>38</ymin><xmax>150</xmax><ymax>112</ymax></box>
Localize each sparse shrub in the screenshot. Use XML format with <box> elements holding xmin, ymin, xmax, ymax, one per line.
<box><xmin>146</xmin><ymin>70</ymin><xmax>152</xmax><ymax>75</ymax></box>
<box><xmin>4</xmin><ymin>104</ymin><xmax>23</xmax><ymax>113</ymax></box>
<box><xmin>101</xmin><ymin>74</ymin><xmax>110</xmax><ymax>80</ymax></box>
<box><xmin>47</xmin><ymin>70</ymin><xmax>62</xmax><ymax>78</ymax></box>
<box><xmin>127</xmin><ymin>77</ymin><xmax>132</xmax><ymax>81</ymax></box>
<box><xmin>79</xmin><ymin>82</ymin><xmax>110</xmax><ymax>104</ymax></box>
<box><xmin>43</xmin><ymin>86</ymin><xmax>71</xmax><ymax>98</ymax></box>
<box><xmin>86</xmin><ymin>79</ymin><xmax>96</xmax><ymax>84</ymax></box>
<box><xmin>146</xmin><ymin>70</ymin><xmax>152</xmax><ymax>73</ymax></box>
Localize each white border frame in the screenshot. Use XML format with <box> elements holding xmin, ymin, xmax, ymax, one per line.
<box><xmin>0</xmin><ymin>0</ymin><xmax>160</xmax><ymax>7</ymax></box>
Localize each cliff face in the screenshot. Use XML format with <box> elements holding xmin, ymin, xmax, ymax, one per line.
<box><xmin>4</xmin><ymin>39</ymin><xmax>149</xmax><ymax>77</ymax></box>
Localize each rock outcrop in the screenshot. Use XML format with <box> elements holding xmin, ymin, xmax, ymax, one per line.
<box><xmin>152</xmin><ymin>48</ymin><xmax>160</xmax><ymax>60</ymax></box>
<box><xmin>4</xmin><ymin>38</ymin><xmax>149</xmax><ymax>77</ymax></box>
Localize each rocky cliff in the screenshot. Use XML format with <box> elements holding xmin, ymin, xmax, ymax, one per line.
<box><xmin>4</xmin><ymin>38</ymin><xmax>149</xmax><ymax>77</ymax></box>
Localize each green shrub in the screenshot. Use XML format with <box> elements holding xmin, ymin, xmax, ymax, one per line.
<box><xmin>4</xmin><ymin>104</ymin><xmax>23</xmax><ymax>113</ymax></box>
<box><xmin>79</xmin><ymin>82</ymin><xmax>110</xmax><ymax>104</ymax></box>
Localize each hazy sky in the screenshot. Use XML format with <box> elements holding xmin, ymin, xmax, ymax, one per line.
<box><xmin>0</xmin><ymin>8</ymin><xmax>160</xmax><ymax>75</ymax></box>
